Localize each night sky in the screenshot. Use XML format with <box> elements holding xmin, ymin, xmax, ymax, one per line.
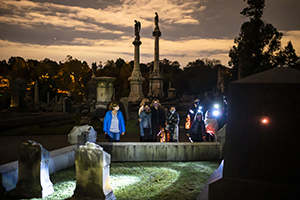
<box><xmin>0</xmin><ymin>0</ymin><xmax>299</xmax><ymax>67</ymax></box>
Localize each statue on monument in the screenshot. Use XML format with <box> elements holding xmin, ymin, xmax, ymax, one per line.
<box><xmin>134</xmin><ymin>20</ymin><xmax>141</xmax><ymax>38</ymax></box>
<box><xmin>154</xmin><ymin>12</ymin><xmax>159</xmax><ymax>30</ymax></box>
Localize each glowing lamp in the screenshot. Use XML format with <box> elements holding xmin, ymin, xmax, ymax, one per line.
<box><xmin>260</xmin><ymin>117</ymin><xmax>269</xmax><ymax>125</ymax></box>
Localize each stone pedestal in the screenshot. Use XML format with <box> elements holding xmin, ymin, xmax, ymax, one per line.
<box><xmin>72</xmin><ymin>142</ymin><xmax>116</xmax><ymax>200</ymax></box>
<box><xmin>209</xmin><ymin>67</ymin><xmax>300</xmax><ymax>200</ymax></box>
<box><xmin>128</xmin><ymin>38</ymin><xmax>145</xmax><ymax>102</ymax></box>
<box><xmin>12</xmin><ymin>140</ymin><xmax>54</xmax><ymax>198</ymax></box>
<box><xmin>148</xmin><ymin>29</ymin><xmax>164</xmax><ymax>98</ymax></box>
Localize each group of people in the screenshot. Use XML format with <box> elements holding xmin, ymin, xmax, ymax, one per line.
<box><xmin>138</xmin><ymin>98</ymin><xmax>179</xmax><ymax>142</ymax></box>
<box><xmin>102</xmin><ymin>98</ymin><xmax>219</xmax><ymax>143</ymax></box>
<box><xmin>186</xmin><ymin>99</ymin><xmax>219</xmax><ymax>142</ymax></box>
<box><xmin>102</xmin><ymin>99</ymin><xmax>180</xmax><ymax>143</ymax></box>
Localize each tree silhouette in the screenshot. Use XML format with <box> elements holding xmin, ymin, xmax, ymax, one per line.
<box><xmin>229</xmin><ymin>0</ymin><xmax>282</xmax><ymax>79</ymax></box>
<box><xmin>275</xmin><ymin>41</ymin><xmax>300</xmax><ymax>69</ymax></box>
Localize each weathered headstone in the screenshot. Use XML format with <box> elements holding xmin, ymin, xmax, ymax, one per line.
<box><xmin>12</xmin><ymin>140</ymin><xmax>54</xmax><ymax>198</ymax></box>
<box><xmin>209</xmin><ymin>67</ymin><xmax>300</xmax><ymax>199</ymax></box>
<box><xmin>68</xmin><ymin>125</ymin><xmax>97</xmax><ymax>145</ymax></box>
<box><xmin>64</xmin><ymin>93</ymin><xmax>73</xmax><ymax>114</ymax></box>
<box><xmin>10</xmin><ymin>77</ymin><xmax>28</xmax><ymax>111</ymax></box>
<box><xmin>167</xmin><ymin>82</ymin><xmax>177</xmax><ymax>99</ymax></box>
<box><xmin>72</xmin><ymin>142</ymin><xmax>116</xmax><ymax>200</ymax></box>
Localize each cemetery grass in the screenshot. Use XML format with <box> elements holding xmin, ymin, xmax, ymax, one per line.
<box><xmin>23</xmin><ymin>161</ymin><xmax>220</xmax><ymax>200</ymax></box>
<box><xmin>0</xmin><ymin>114</ymin><xmax>139</xmax><ymax>136</ymax></box>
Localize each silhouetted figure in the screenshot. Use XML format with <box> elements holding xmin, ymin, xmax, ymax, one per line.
<box><xmin>150</xmin><ymin>99</ymin><xmax>165</xmax><ymax>142</ymax></box>
<box><xmin>154</xmin><ymin>12</ymin><xmax>159</xmax><ymax>30</ymax></box>
<box><xmin>188</xmin><ymin>113</ymin><xmax>206</xmax><ymax>142</ymax></box>
<box><xmin>134</xmin><ymin>20</ymin><xmax>141</xmax><ymax>38</ymax></box>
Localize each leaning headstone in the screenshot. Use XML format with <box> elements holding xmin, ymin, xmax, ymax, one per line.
<box><xmin>209</xmin><ymin>67</ymin><xmax>300</xmax><ymax>200</ymax></box>
<box><xmin>12</xmin><ymin>140</ymin><xmax>54</xmax><ymax>198</ymax></box>
<box><xmin>68</xmin><ymin>125</ymin><xmax>97</xmax><ymax>145</ymax></box>
<box><xmin>72</xmin><ymin>142</ymin><xmax>116</xmax><ymax>200</ymax></box>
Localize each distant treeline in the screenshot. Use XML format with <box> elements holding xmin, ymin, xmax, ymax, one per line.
<box><xmin>0</xmin><ymin>55</ymin><xmax>230</xmax><ymax>109</ymax></box>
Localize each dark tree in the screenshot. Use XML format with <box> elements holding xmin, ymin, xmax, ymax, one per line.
<box><xmin>229</xmin><ymin>0</ymin><xmax>282</xmax><ymax>79</ymax></box>
<box><xmin>275</xmin><ymin>41</ymin><xmax>300</xmax><ymax>69</ymax></box>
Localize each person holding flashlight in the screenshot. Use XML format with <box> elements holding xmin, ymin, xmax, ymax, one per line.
<box><xmin>204</xmin><ymin>110</ymin><xmax>219</xmax><ymax>142</ymax></box>
<box><xmin>187</xmin><ymin>113</ymin><xmax>206</xmax><ymax>142</ymax></box>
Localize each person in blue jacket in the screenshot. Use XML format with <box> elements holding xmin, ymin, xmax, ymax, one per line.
<box><xmin>103</xmin><ymin>101</ymin><xmax>126</xmax><ymax>142</ymax></box>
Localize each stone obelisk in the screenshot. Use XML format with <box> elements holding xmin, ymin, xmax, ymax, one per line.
<box><xmin>148</xmin><ymin>12</ymin><xmax>164</xmax><ymax>98</ymax></box>
<box><xmin>128</xmin><ymin>20</ymin><xmax>145</xmax><ymax>102</ymax></box>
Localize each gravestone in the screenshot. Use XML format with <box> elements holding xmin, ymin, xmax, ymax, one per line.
<box><xmin>167</xmin><ymin>82</ymin><xmax>177</xmax><ymax>99</ymax></box>
<box><xmin>68</xmin><ymin>125</ymin><xmax>97</xmax><ymax>145</ymax></box>
<box><xmin>10</xmin><ymin>77</ymin><xmax>28</xmax><ymax>111</ymax></box>
<box><xmin>209</xmin><ymin>67</ymin><xmax>300</xmax><ymax>199</ymax></box>
<box><xmin>72</xmin><ymin>142</ymin><xmax>116</xmax><ymax>200</ymax></box>
<box><xmin>12</xmin><ymin>140</ymin><xmax>54</xmax><ymax>198</ymax></box>
<box><xmin>64</xmin><ymin>92</ymin><xmax>73</xmax><ymax>113</ymax></box>
<box><xmin>96</xmin><ymin>77</ymin><xmax>116</xmax><ymax>106</ymax></box>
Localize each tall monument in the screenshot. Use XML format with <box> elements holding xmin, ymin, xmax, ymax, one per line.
<box><xmin>128</xmin><ymin>20</ymin><xmax>145</xmax><ymax>102</ymax></box>
<box><xmin>148</xmin><ymin>12</ymin><xmax>164</xmax><ymax>98</ymax></box>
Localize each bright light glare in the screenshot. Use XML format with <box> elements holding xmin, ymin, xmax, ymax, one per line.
<box><xmin>261</xmin><ymin>117</ymin><xmax>269</xmax><ymax>125</ymax></box>
<box><xmin>212</xmin><ymin>110</ymin><xmax>220</xmax><ymax>116</ymax></box>
<box><xmin>189</xmin><ymin>109</ymin><xmax>194</xmax><ymax>114</ymax></box>
<box><xmin>214</xmin><ymin>104</ymin><xmax>219</xmax><ymax>109</ymax></box>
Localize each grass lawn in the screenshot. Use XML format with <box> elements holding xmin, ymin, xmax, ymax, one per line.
<box><xmin>22</xmin><ymin>161</ymin><xmax>219</xmax><ymax>200</ymax></box>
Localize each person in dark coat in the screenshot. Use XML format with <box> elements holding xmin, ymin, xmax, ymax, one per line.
<box><xmin>165</xmin><ymin>106</ymin><xmax>180</xmax><ymax>142</ymax></box>
<box><xmin>150</xmin><ymin>99</ymin><xmax>165</xmax><ymax>142</ymax></box>
<box><xmin>139</xmin><ymin>105</ymin><xmax>152</xmax><ymax>142</ymax></box>
<box><xmin>187</xmin><ymin>113</ymin><xmax>206</xmax><ymax>142</ymax></box>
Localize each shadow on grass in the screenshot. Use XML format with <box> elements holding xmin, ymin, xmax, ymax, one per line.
<box><xmin>1</xmin><ymin>161</ymin><xmax>220</xmax><ymax>200</ymax></box>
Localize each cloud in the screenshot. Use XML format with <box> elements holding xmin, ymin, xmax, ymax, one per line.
<box><xmin>0</xmin><ymin>34</ymin><xmax>234</xmax><ymax>67</ymax></box>
<box><xmin>0</xmin><ymin>0</ymin><xmax>299</xmax><ymax>69</ymax></box>
<box><xmin>278</xmin><ymin>30</ymin><xmax>300</xmax><ymax>57</ymax></box>
<box><xmin>0</xmin><ymin>0</ymin><xmax>206</xmax><ymax>33</ymax></box>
